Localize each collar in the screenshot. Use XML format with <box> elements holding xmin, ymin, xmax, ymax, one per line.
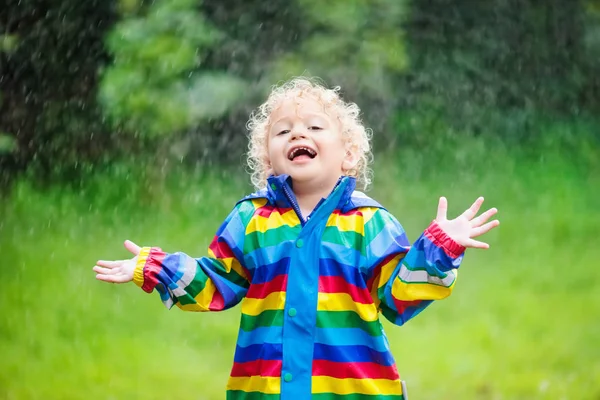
<box><xmin>237</xmin><ymin>174</ymin><xmax>384</xmax><ymax>212</ymax></box>
<box><xmin>265</xmin><ymin>174</ymin><xmax>356</xmax><ymax>211</ymax></box>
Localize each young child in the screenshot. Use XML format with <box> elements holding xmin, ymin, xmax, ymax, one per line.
<box><xmin>93</xmin><ymin>78</ymin><xmax>499</xmax><ymax>400</ymax></box>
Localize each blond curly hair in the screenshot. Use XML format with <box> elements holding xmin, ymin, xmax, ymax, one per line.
<box><xmin>246</xmin><ymin>77</ymin><xmax>373</xmax><ymax>190</ymax></box>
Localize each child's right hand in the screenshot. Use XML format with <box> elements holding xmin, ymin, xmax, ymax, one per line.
<box><xmin>93</xmin><ymin>240</ymin><xmax>141</xmax><ymax>284</ymax></box>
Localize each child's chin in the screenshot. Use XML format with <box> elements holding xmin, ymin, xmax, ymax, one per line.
<box><xmin>289</xmin><ymin>172</ymin><xmax>319</xmax><ymax>182</ymax></box>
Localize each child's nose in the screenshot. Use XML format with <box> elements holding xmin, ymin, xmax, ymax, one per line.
<box><xmin>290</xmin><ymin>129</ymin><xmax>307</xmax><ymax>140</ymax></box>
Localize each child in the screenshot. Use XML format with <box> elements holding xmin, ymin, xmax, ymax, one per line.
<box><xmin>93</xmin><ymin>78</ymin><xmax>499</xmax><ymax>400</ymax></box>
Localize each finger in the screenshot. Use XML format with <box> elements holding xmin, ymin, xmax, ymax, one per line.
<box><xmin>461</xmin><ymin>197</ymin><xmax>484</xmax><ymax>220</ymax></box>
<box><xmin>470</xmin><ymin>207</ymin><xmax>498</xmax><ymax>227</ymax></box>
<box><xmin>124</xmin><ymin>240</ymin><xmax>142</xmax><ymax>256</ymax></box>
<box><xmin>96</xmin><ymin>260</ymin><xmax>124</xmax><ymax>269</ymax></box>
<box><xmin>436</xmin><ymin>197</ymin><xmax>448</xmax><ymax>221</ymax></box>
<box><xmin>93</xmin><ymin>266</ymin><xmax>117</xmax><ymax>275</ymax></box>
<box><xmin>464</xmin><ymin>238</ymin><xmax>490</xmax><ymax>249</ymax></box>
<box><xmin>471</xmin><ymin>220</ymin><xmax>500</xmax><ymax>237</ymax></box>
<box><xmin>95</xmin><ymin>273</ymin><xmax>129</xmax><ymax>283</ymax></box>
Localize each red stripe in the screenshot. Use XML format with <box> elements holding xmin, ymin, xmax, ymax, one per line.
<box><xmin>246</xmin><ymin>274</ymin><xmax>288</xmax><ymax>299</ymax></box>
<box><xmin>142</xmin><ymin>248</ymin><xmax>167</xmax><ymax>293</ymax></box>
<box><xmin>208</xmin><ymin>238</ymin><xmax>251</xmax><ymax>282</ymax></box>
<box><xmin>209</xmin><ymin>237</ymin><xmax>235</xmax><ymax>259</ymax></box>
<box><xmin>318</xmin><ymin>276</ymin><xmax>373</xmax><ymax>304</ymax></box>
<box><xmin>254</xmin><ymin>205</ymin><xmax>292</xmax><ymax>218</ymax></box>
<box><xmin>392</xmin><ymin>298</ymin><xmax>423</xmax><ymax>315</ymax></box>
<box><xmin>424</xmin><ymin>222</ymin><xmax>465</xmax><ymax>258</ymax></box>
<box><xmin>366</xmin><ymin>253</ymin><xmax>397</xmax><ymax>292</ymax></box>
<box><xmin>230</xmin><ymin>359</ymin><xmax>282</xmax><ymax>377</ymax></box>
<box><xmin>330</xmin><ymin>208</ymin><xmax>363</xmax><ymax>217</ymax></box>
<box><xmin>312</xmin><ymin>360</ymin><xmax>400</xmax><ymax>380</ymax></box>
<box><xmin>209</xmin><ymin>290</ymin><xmax>225</xmax><ymax>311</ymax></box>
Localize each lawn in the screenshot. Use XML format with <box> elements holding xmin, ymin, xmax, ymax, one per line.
<box><xmin>1</xmin><ymin>141</ymin><xmax>599</xmax><ymax>399</ymax></box>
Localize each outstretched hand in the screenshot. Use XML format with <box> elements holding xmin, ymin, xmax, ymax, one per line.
<box><xmin>435</xmin><ymin>197</ymin><xmax>499</xmax><ymax>249</ymax></box>
<box><xmin>93</xmin><ymin>240</ymin><xmax>141</xmax><ymax>283</ymax></box>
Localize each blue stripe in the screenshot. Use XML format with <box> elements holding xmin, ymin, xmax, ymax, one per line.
<box><xmin>366</xmin><ymin>228</ymin><xmax>407</xmax><ymax>266</ymax></box>
<box><xmin>409</xmin><ymin>232</ymin><xmax>463</xmax><ymax>274</ymax></box>
<box><xmin>318</xmin><ymin>258</ymin><xmax>367</xmax><ymax>289</ymax></box>
<box><xmin>394</xmin><ymin>301</ymin><xmax>432</xmax><ymax>325</ymax></box>
<box><xmin>251</xmin><ymin>259</ymin><xmax>290</xmax><ymax>284</ymax></box>
<box><xmin>313</xmin><ymin>343</ymin><xmax>395</xmax><ymax>366</ymax></box>
<box><xmin>246</xmin><ymin>242</ymin><xmax>295</xmax><ymax>272</ymax></box>
<box><xmin>234</xmin><ymin>343</ymin><xmax>282</xmax><ymax>363</ymax></box>
<box><xmin>200</xmin><ymin>259</ymin><xmax>239</xmax><ymax>307</ymax></box>
<box><xmin>314</xmin><ymin>327</ymin><xmax>389</xmax><ymax>352</ymax></box>
<box><xmin>319</xmin><ymin>241</ymin><xmax>369</xmax><ymax>274</ymax></box>
<box><xmin>236</xmin><ymin>326</ymin><xmax>283</xmax><ymax>347</ymax></box>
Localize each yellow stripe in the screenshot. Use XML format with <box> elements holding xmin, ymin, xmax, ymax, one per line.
<box><xmin>226</xmin><ymin>376</ymin><xmax>281</xmax><ymax>394</ymax></box>
<box><xmin>377</xmin><ymin>254</ymin><xmax>403</xmax><ymax>289</ymax></box>
<box><xmin>207</xmin><ymin>247</ymin><xmax>248</xmax><ymax>280</ymax></box>
<box><xmin>250</xmin><ymin>198</ymin><xmax>268</xmax><ymax>209</ymax></box>
<box><xmin>246</xmin><ymin>208</ymin><xmax>300</xmax><ymax>234</ymax></box>
<box><xmin>391</xmin><ymin>278</ymin><xmax>455</xmax><ymax>301</ymax></box>
<box><xmin>132</xmin><ymin>246</ymin><xmax>151</xmax><ymax>288</ymax></box>
<box><xmin>359</xmin><ymin>207</ymin><xmax>380</xmax><ymax>224</ymax></box>
<box><xmin>241</xmin><ymin>291</ymin><xmax>286</xmax><ymax>316</ymax></box>
<box><xmin>326</xmin><ymin>213</ymin><xmax>365</xmax><ymax>235</ymax></box>
<box><xmin>317</xmin><ymin>293</ymin><xmax>379</xmax><ymax>321</ymax></box>
<box><xmin>178</xmin><ymin>280</ymin><xmax>217</xmax><ymax>311</ymax></box>
<box><xmin>312</xmin><ymin>376</ymin><xmax>402</xmax><ymax>395</ymax></box>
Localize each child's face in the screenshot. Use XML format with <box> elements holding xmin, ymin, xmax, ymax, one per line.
<box><xmin>266</xmin><ymin>95</ymin><xmax>357</xmax><ymax>190</ymax></box>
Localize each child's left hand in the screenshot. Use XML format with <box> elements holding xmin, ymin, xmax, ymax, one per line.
<box><xmin>435</xmin><ymin>196</ymin><xmax>499</xmax><ymax>249</ymax></box>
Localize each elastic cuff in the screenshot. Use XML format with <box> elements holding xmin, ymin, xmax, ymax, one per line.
<box><xmin>132</xmin><ymin>247</ymin><xmax>151</xmax><ymax>290</ymax></box>
<box><xmin>425</xmin><ymin>221</ymin><xmax>466</xmax><ymax>258</ymax></box>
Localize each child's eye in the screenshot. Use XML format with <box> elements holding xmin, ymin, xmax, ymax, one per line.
<box><xmin>278</xmin><ymin>130</ymin><xmax>290</xmax><ymax>135</ymax></box>
<box><xmin>308</xmin><ymin>126</ymin><xmax>322</xmax><ymax>131</ymax></box>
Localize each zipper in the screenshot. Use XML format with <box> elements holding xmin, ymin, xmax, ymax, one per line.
<box><xmin>281</xmin><ymin>177</ymin><xmax>345</xmax><ymax>226</ymax></box>
<box><xmin>282</xmin><ymin>183</ymin><xmax>306</xmax><ymax>225</ymax></box>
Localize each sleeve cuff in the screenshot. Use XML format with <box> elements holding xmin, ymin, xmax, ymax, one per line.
<box><xmin>132</xmin><ymin>246</ymin><xmax>151</xmax><ymax>289</ymax></box>
<box><xmin>425</xmin><ymin>221</ymin><xmax>466</xmax><ymax>258</ymax></box>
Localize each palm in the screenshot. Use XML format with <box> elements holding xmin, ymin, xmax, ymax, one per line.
<box><xmin>435</xmin><ymin>197</ymin><xmax>499</xmax><ymax>249</ymax></box>
<box><xmin>93</xmin><ymin>240</ymin><xmax>141</xmax><ymax>283</ymax></box>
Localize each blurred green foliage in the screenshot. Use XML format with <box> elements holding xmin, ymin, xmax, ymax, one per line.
<box><xmin>99</xmin><ymin>0</ymin><xmax>248</xmax><ymax>137</ymax></box>
<box><xmin>2</xmin><ymin>0</ymin><xmax>597</xmax><ymax>186</ymax></box>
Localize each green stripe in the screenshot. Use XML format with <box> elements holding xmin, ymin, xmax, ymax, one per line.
<box><xmin>322</xmin><ymin>227</ymin><xmax>365</xmax><ymax>254</ymax></box>
<box><xmin>316</xmin><ymin>311</ymin><xmax>383</xmax><ymax>336</ymax></box>
<box><xmin>363</xmin><ymin>209</ymin><xmax>392</xmax><ymax>243</ymax></box>
<box><xmin>381</xmin><ymin>304</ymin><xmax>402</xmax><ymax>324</ymax></box>
<box><xmin>207</xmin><ymin>258</ymin><xmax>249</xmax><ymax>288</ymax></box>
<box><xmin>227</xmin><ymin>390</ymin><xmax>280</xmax><ymax>400</ymax></box>
<box><xmin>240</xmin><ymin>310</ymin><xmax>284</xmax><ymax>331</ymax></box>
<box><xmin>177</xmin><ymin>265</ymin><xmax>209</xmax><ymax>304</ymax></box>
<box><xmin>313</xmin><ymin>394</ymin><xmax>404</xmax><ymax>400</ymax></box>
<box><xmin>244</xmin><ymin>225</ymin><xmax>300</xmax><ymax>252</ymax></box>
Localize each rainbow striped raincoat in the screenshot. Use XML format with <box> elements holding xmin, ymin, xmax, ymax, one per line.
<box><xmin>133</xmin><ymin>175</ymin><xmax>465</xmax><ymax>400</ymax></box>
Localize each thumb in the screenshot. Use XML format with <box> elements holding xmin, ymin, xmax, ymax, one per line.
<box><xmin>124</xmin><ymin>240</ymin><xmax>142</xmax><ymax>256</ymax></box>
<box><xmin>436</xmin><ymin>196</ymin><xmax>448</xmax><ymax>222</ymax></box>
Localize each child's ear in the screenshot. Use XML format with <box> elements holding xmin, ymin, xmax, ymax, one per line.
<box><xmin>265</xmin><ymin>160</ymin><xmax>274</xmax><ymax>177</ymax></box>
<box><xmin>342</xmin><ymin>145</ymin><xmax>360</xmax><ymax>172</ymax></box>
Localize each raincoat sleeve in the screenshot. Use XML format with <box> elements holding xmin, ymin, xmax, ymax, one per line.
<box><xmin>132</xmin><ymin>200</ymin><xmax>256</xmax><ymax>312</ymax></box>
<box><xmin>364</xmin><ymin>208</ymin><xmax>466</xmax><ymax>326</ymax></box>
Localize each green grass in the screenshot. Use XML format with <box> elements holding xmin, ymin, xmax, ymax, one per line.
<box><xmin>1</xmin><ymin>141</ymin><xmax>599</xmax><ymax>399</ymax></box>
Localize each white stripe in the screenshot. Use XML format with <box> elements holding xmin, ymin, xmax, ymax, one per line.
<box><xmin>163</xmin><ymin>297</ymin><xmax>174</xmax><ymax>309</ymax></box>
<box><xmin>172</xmin><ymin>287</ymin><xmax>187</xmax><ymax>298</ymax></box>
<box><xmin>176</xmin><ymin>255</ymin><xmax>198</xmax><ymax>289</ymax></box>
<box><xmin>399</xmin><ymin>265</ymin><xmax>456</xmax><ymax>287</ymax></box>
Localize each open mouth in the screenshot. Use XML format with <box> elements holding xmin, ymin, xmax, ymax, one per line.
<box><xmin>287</xmin><ymin>146</ymin><xmax>317</xmax><ymax>161</ymax></box>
